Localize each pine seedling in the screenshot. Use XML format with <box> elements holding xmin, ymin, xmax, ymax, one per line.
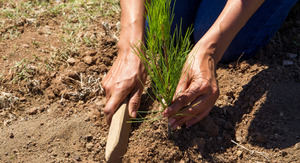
<box><xmin>134</xmin><ymin>0</ymin><xmax>193</xmax><ymax>121</ymax></box>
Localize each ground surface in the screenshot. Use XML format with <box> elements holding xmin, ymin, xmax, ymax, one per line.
<box><xmin>0</xmin><ymin>0</ymin><xmax>299</xmax><ymax>162</ymax></box>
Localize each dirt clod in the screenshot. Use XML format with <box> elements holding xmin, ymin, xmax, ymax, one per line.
<box><xmin>85</xmin><ymin>50</ymin><xmax>97</xmax><ymax>56</ymax></box>
<box><xmin>67</xmin><ymin>58</ymin><xmax>77</xmax><ymax>66</ymax></box>
<box><xmin>27</xmin><ymin>107</ymin><xmax>38</xmax><ymax>115</ymax></box>
<box><xmin>74</xmin><ymin>155</ymin><xmax>81</xmax><ymax>161</ymax></box>
<box><xmin>83</xmin><ymin>56</ymin><xmax>95</xmax><ymax>65</ymax></box>
<box><xmin>86</xmin><ymin>142</ymin><xmax>94</xmax><ymax>151</ymax></box>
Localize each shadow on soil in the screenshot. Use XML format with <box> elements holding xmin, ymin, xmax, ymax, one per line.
<box><xmin>131</xmin><ymin>87</ymin><xmax>156</xmax><ymax>130</ymax></box>
<box><xmin>168</xmin><ymin>3</ymin><xmax>300</xmax><ymax>160</ymax></box>
<box><xmin>168</xmin><ymin>58</ymin><xmax>300</xmax><ymax>160</ymax></box>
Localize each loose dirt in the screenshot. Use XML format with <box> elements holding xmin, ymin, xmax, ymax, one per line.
<box><xmin>0</xmin><ymin>1</ymin><xmax>299</xmax><ymax>162</ymax></box>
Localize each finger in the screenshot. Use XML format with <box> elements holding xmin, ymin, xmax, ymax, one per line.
<box><xmin>184</xmin><ymin>88</ymin><xmax>218</xmax><ymax>128</ymax></box>
<box><xmin>101</xmin><ymin>65</ymin><xmax>113</xmax><ymax>87</ymax></box>
<box><xmin>185</xmin><ymin>109</ymin><xmax>211</xmax><ymax>128</ymax></box>
<box><xmin>128</xmin><ymin>86</ymin><xmax>143</xmax><ymax>118</ymax></box>
<box><xmin>173</xmin><ymin>72</ymin><xmax>189</xmax><ymax>97</ymax></box>
<box><xmin>170</xmin><ymin>114</ymin><xmax>193</xmax><ymax>130</ymax></box>
<box><xmin>103</xmin><ymin>92</ymin><xmax>127</xmax><ymax>125</ymax></box>
<box><xmin>173</xmin><ymin>74</ymin><xmax>189</xmax><ymax>101</ymax></box>
<box><xmin>164</xmin><ymin>81</ymin><xmax>209</xmax><ymax>117</ymax></box>
<box><xmin>169</xmin><ymin>95</ymin><xmax>206</xmax><ymax>128</ymax></box>
<box><xmin>101</xmin><ymin>79</ymin><xmax>112</xmax><ymax>99</ymax></box>
<box><xmin>102</xmin><ymin>86</ymin><xmax>111</xmax><ymax>100</ymax></box>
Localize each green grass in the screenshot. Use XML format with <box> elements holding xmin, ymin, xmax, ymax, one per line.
<box><xmin>11</xmin><ymin>59</ymin><xmax>35</xmax><ymax>83</ymax></box>
<box><xmin>134</xmin><ymin>0</ymin><xmax>193</xmax><ymax>121</ymax></box>
<box><xmin>0</xmin><ymin>0</ymin><xmax>120</xmax><ymax>41</ymax></box>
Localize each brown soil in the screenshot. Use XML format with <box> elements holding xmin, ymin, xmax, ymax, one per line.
<box><xmin>0</xmin><ymin>1</ymin><xmax>299</xmax><ymax>163</ymax></box>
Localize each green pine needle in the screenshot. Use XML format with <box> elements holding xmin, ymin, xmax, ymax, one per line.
<box><xmin>134</xmin><ymin>0</ymin><xmax>193</xmax><ymax>112</ymax></box>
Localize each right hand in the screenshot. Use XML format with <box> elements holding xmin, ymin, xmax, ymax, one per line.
<box><xmin>101</xmin><ymin>45</ymin><xmax>146</xmax><ymax>125</ymax></box>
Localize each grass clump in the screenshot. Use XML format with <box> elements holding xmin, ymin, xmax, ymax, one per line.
<box><xmin>135</xmin><ymin>0</ymin><xmax>192</xmax><ymax>114</ymax></box>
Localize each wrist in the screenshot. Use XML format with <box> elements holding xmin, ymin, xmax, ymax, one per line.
<box><xmin>118</xmin><ymin>29</ymin><xmax>144</xmax><ymax>53</ymax></box>
<box><xmin>193</xmin><ymin>40</ymin><xmax>220</xmax><ymax>64</ymax></box>
<box><xmin>117</xmin><ymin>40</ymin><xmax>144</xmax><ymax>69</ymax></box>
<box><xmin>119</xmin><ymin>19</ymin><xmax>145</xmax><ymax>45</ymax></box>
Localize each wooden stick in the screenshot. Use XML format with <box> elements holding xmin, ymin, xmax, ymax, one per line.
<box><xmin>105</xmin><ymin>101</ymin><xmax>131</xmax><ymax>163</ymax></box>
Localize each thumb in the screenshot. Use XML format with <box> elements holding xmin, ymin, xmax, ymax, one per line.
<box><xmin>128</xmin><ymin>86</ymin><xmax>143</xmax><ymax>118</ymax></box>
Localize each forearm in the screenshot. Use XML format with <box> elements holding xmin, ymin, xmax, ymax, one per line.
<box><xmin>195</xmin><ymin>0</ymin><xmax>265</xmax><ymax>63</ymax></box>
<box><xmin>119</xmin><ymin>0</ymin><xmax>145</xmax><ymax>49</ymax></box>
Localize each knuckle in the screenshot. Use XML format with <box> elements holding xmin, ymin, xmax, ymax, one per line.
<box><xmin>211</xmin><ymin>85</ymin><xmax>220</xmax><ymax>97</ymax></box>
<box><xmin>101</xmin><ymin>82</ymin><xmax>109</xmax><ymax>91</ymax></box>
<box><xmin>201</xmin><ymin>80</ymin><xmax>211</xmax><ymax>89</ymax></box>
<box><xmin>114</xmin><ymin>81</ymin><xmax>133</xmax><ymax>92</ymax></box>
<box><xmin>177</xmin><ymin>94</ymin><xmax>189</xmax><ymax>105</ymax></box>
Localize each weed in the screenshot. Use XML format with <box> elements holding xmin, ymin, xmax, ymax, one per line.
<box><xmin>11</xmin><ymin>59</ymin><xmax>35</xmax><ymax>83</ymax></box>
<box><xmin>0</xmin><ymin>92</ymin><xmax>19</xmax><ymax>109</ymax></box>
<box><xmin>43</xmin><ymin>46</ymin><xmax>79</xmax><ymax>71</ymax></box>
<box><xmin>82</xmin><ymin>33</ymin><xmax>98</xmax><ymax>47</ymax></box>
<box><xmin>32</xmin><ymin>40</ymin><xmax>40</xmax><ymax>48</ymax></box>
<box><xmin>1</xmin><ymin>55</ymin><xmax>7</xmax><ymax>61</ymax></box>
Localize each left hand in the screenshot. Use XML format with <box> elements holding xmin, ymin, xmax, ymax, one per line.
<box><xmin>163</xmin><ymin>45</ymin><xmax>219</xmax><ymax>129</ymax></box>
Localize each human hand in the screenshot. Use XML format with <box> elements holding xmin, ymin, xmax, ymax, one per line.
<box><xmin>101</xmin><ymin>46</ymin><xmax>146</xmax><ymax>125</ymax></box>
<box><xmin>163</xmin><ymin>45</ymin><xmax>219</xmax><ymax>129</ymax></box>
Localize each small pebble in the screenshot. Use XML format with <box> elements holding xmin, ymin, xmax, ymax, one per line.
<box><xmin>86</xmin><ymin>142</ymin><xmax>93</xmax><ymax>151</ymax></box>
<box><xmin>281</xmin><ymin>151</ymin><xmax>288</xmax><ymax>157</ymax></box>
<box><xmin>9</xmin><ymin>133</ymin><xmax>14</xmax><ymax>139</ymax></box>
<box><xmin>74</xmin><ymin>155</ymin><xmax>81</xmax><ymax>161</ymax></box>
<box><xmin>23</xmin><ymin>44</ymin><xmax>30</xmax><ymax>48</ymax></box>
<box><xmin>85</xmin><ymin>50</ymin><xmax>97</xmax><ymax>56</ymax></box>
<box><xmin>83</xmin><ymin>56</ymin><xmax>94</xmax><ymax>65</ymax></box>
<box><xmin>85</xmin><ymin>134</ymin><xmax>93</xmax><ymax>142</ymax></box>
<box><xmin>237</xmin><ymin>150</ymin><xmax>243</xmax><ymax>157</ymax></box>
<box><xmin>67</xmin><ymin>58</ymin><xmax>77</xmax><ymax>66</ymax></box>
<box><xmin>65</xmin><ymin>152</ymin><xmax>70</xmax><ymax>158</ymax></box>
<box><xmin>27</xmin><ymin>107</ymin><xmax>38</xmax><ymax>115</ymax></box>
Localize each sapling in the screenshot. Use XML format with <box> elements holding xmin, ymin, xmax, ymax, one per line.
<box><xmin>133</xmin><ymin>0</ymin><xmax>193</xmax><ymax>122</ymax></box>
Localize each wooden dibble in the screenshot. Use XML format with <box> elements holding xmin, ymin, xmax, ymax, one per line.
<box><xmin>105</xmin><ymin>102</ymin><xmax>131</xmax><ymax>163</ymax></box>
